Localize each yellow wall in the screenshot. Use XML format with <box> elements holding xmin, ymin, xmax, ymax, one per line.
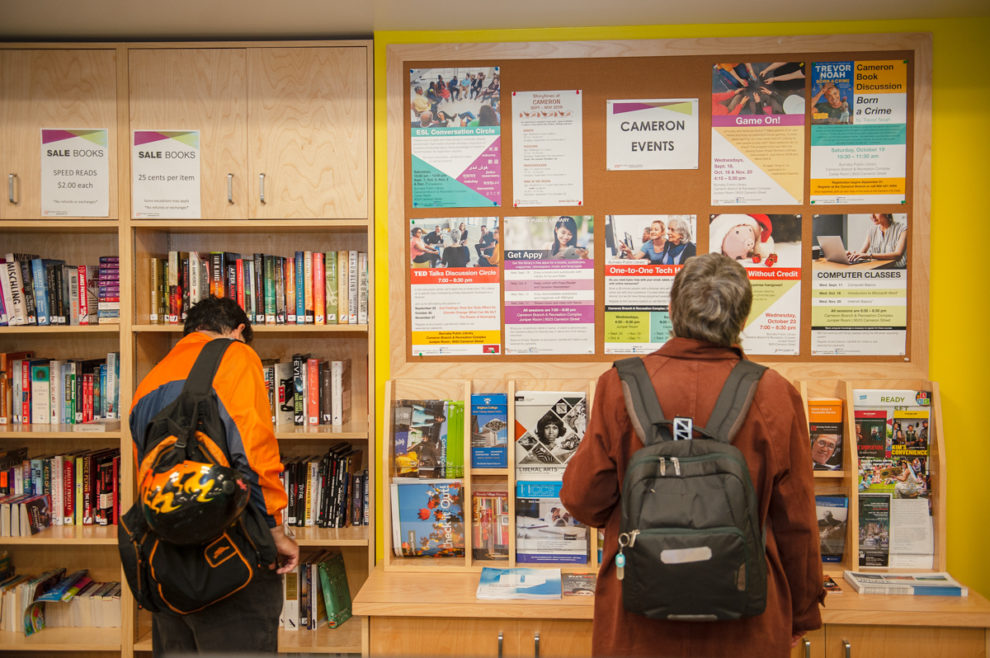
<box><xmin>373</xmin><ymin>17</ymin><xmax>990</xmax><ymax>598</ymax></box>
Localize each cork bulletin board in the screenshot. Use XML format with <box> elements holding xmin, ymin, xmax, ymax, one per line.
<box><xmin>386</xmin><ymin>34</ymin><xmax>932</xmax><ymax>382</ymax></box>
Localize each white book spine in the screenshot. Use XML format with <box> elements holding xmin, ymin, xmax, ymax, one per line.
<box><xmin>348</xmin><ymin>250</ymin><xmax>358</xmax><ymax>324</ymax></box>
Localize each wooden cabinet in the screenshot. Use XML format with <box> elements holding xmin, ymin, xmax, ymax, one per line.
<box><xmin>128</xmin><ymin>44</ymin><xmax>369</xmax><ymax>220</ymax></box>
<box><xmin>128</xmin><ymin>48</ymin><xmax>249</xmax><ymax>219</ymax></box>
<box><xmin>369</xmin><ymin>617</ymin><xmax>591</xmax><ymax>657</ymax></box>
<box><xmin>0</xmin><ymin>48</ymin><xmax>118</xmax><ymax>219</ymax></box>
<box><xmin>824</xmin><ymin>625</ymin><xmax>985</xmax><ymax>657</ymax></box>
<box><xmin>792</xmin><ymin>628</ymin><xmax>825</xmax><ymax>658</ymax></box>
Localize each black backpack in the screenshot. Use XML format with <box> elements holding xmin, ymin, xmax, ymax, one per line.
<box><xmin>613</xmin><ymin>356</ymin><xmax>767</xmax><ymax>621</ymax></box>
<box><xmin>118</xmin><ymin>338</ymin><xmax>277</xmax><ymax>615</ymax></box>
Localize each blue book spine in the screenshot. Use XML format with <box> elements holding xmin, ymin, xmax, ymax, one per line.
<box><xmin>294</xmin><ymin>251</ymin><xmax>305</xmax><ymax>325</ymax></box>
<box><xmin>30</xmin><ymin>259</ymin><xmax>50</xmax><ymax>326</ymax></box>
<box><xmin>99</xmin><ymin>364</ymin><xmax>107</xmax><ymax>418</ymax></box>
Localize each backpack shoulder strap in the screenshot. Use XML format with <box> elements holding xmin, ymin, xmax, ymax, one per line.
<box><xmin>613</xmin><ymin>357</ymin><xmax>667</xmax><ymax>446</ymax></box>
<box><xmin>172</xmin><ymin>338</ymin><xmax>234</xmax><ymax>450</ymax></box>
<box><xmin>699</xmin><ymin>359</ymin><xmax>767</xmax><ymax>444</ymax></box>
<box><xmin>181</xmin><ymin>338</ymin><xmax>234</xmax><ymax>397</ymax></box>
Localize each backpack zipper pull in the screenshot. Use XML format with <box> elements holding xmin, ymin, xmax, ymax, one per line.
<box><xmin>671</xmin><ymin>457</ymin><xmax>681</xmax><ymax>476</ymax></box>
<box><xmin>659</xmin><ymin>457</ymin><xmax>666</xmax><ymax>476</ymax></box>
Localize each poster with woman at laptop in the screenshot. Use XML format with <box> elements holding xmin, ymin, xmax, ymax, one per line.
<box><xmin>708</xmin><ymin>214</ymin><xmax>801</xmax><ymax>355</ymax></box>
<box><xmin>810</xmin><ymin>213</ymin><xmax>908</xmax><ymax>356</ymax></box>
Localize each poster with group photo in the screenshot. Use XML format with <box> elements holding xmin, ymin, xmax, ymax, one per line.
<box><xmin>408</xmin><ymin>217</ymin><xmax>502</xmax><ymax>356</ymax></box>
<box><xmin>811</xmin><ymin>213</ymin><xmax>908</xmax><ymax>356</ymax></box>
<box><xmin>810</xmin><ymin>60</ymin><xmax>907</xmax><ymax>204</ymax></box>
<box><xmin>503</xmin><ymin>216</ymin><xmax>594</xmax><ymax>355</ymax></box>
<box><xmin>603</xmin><ymin>214</ymin><xmax>697</xmax><ymax>354</ymax></box>
<box><xmin>710</xmin><ymin>62</ymin><xmax>806</xmax><ymax>206</ymax></box>
<box><xmin>410</xmin><ymin>67</ymin><xmax>502</xmax><ymax>208</ymax></box>
<box><xmin>709</xmin><ymin>214</ymin><xmax>802</xmax><ymax>355</ymax></box>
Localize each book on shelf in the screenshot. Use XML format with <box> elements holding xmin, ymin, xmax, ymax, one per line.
<box><xmin>392</xmin><ymin>399</ymin><xmax>463</xmax><ymax>478</ymax></box>
<box><xmin>808</xmin><ymin>397</ymin><xmax>843</xmax><ymax>471</ymax></box>
<box><xmin>515</xmin><ymin>480</ymin><xmax>589</xmax><ymax>565</ymax></box>
<box><xmin>390</xmin><ymin>478</ymin><xmax>465</xmax><ymax>557</ymax></box>
<box><xmin>470</xmin><ymin>393</ymin><xmax>508</xmax><ymax>469</ymax></box>
<box><xmin>316</xmin><ymin>550</ymin><xmax>352</xmax><ymax>628</ymax></box>
<box><xmin>471</xmin><ymin>486</ymin><xmax>510</xmax><ymax>561</ymax></box>
<box><xmin>281</xmin><ymin>568</ymin><xmax>299</xmax><ymax>631</ymax></box>
<box><xmin>562</xmin><ymin>572</ymin><xmax>597</xmax><ymax>597</ymax></box>
<box><xmin>476</xmin><ymin>567</ymin><xmax>562</xmax><ymax>600</ymax></box>
<box><xmin>842</xmin><ymin>570</ymin><xmax>967</xmax><ymax>596</ymax></box>
<box><xmin>854</xmin><ymin>388</ymin><xmax>934</xmax><ymax>569</ymax></box>
<box><xmin>514</xmin><ymin>391</ymin><xmax>587</xmax><ymax>480</ymax></box>
<box><xmin>816</xmin><ymin>495</ymin><xmax>848</xmax><ymax>563</ymax></box>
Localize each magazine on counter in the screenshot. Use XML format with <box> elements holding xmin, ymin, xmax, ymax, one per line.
<box><xmin>476</xmin><ymin>567</ymin><xmax>561</xmax><ymax>600</ymax></box>
<box><xmin>843</xmin><ymin>570</ymin><xmax>967</xmax><ymax>596</ymax></box>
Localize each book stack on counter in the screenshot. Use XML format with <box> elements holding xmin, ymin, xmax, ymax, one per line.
<box><xmin>280</xmin><ymin>550</ymin><xmax>352</xmax><ymax>630</ymax></box>
<box><xmin>281</xmin><ymin>446</ymin><xmax>368</xmax><ymax>529</ymax></box>
<box><xmin>0</xmin><ymin>252</ymin><xmax>118</xmax><ymax>327</ymax></box>
<box><xmin>0</xmin><ymin>352</ymin><xmax>120</xmax><ymax>426</ymax></box>
<box><xmin>263</xmin><ymin>357</ymin><xmax>351</xmax><ymax>429</ymax></box>
<box><xmin>148</xmin><ymin>250</ymin><xmax>368</xmax><ymax>326</ymax></box>
<box><xmin>0</xmin><ymin>446</ymin><xmax>121</xmax><ymax>535</ymax></box>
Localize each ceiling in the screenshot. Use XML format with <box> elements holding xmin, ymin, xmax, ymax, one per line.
<box><xmin>1</xmin><ymin>0</ymin><xmax>988</xmax><ymax>41</ymax></box>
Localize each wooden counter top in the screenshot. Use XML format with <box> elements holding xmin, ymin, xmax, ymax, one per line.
<box><xmin>354</xmin><ymin>566</ymin><xmax>990</xmax><ymax>628</ymax></box>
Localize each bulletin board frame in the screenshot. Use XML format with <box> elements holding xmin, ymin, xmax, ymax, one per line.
<box><xmin>386</xmin><ymin>33</ymin><xmax>932</xmax><ymax>383</ymax></box>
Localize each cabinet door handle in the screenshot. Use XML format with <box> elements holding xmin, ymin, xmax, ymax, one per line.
<box><xmin>8</xmin><ymin>173</ymin><xmax>16</xmax><ymax>204</ymax></box>
<box><xmin>843</xmin><ymin>639</ymin><xmax>851</xmax><ymax>658</ymax></box>
<box><xmin>533</xmin><ymin>631</ymin><xmax>540</xmax><ymax>658</ymax></box>
<box><xmin>497</xmin><ymin>631</ymin><xmax>503</xmax><ymax>658</ymax></box>
<box><xmin>259</xmin><ymin>172</ymin><xmax>266</xmax><ymax>204</ymax></box>
<box><xmin>227</xmin><ymin>173</ymin><xmax>234</xmax><ymax>204</ymax></box>
<box><xmin>803</xmin><ymin>638</ymin><xmax>811</xmax><ymax>658</ymax></box>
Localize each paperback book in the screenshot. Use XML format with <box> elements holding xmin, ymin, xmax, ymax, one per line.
<box><xmin>514</xmin><ymin>391</ymin><xmax>587</xmax><ymax>480</ymax></box>
<box><xmin>815</xmin><ymin>495</ymin><xmax>848</xmax><ymax>563</ymax></box>
<box><xmin>475</xmin><ymin>567</ymin><xmax>561</xmax><ymax>600</ymax></box>
<box><xmin>390</xmin><ymin>479</ymin><xmax>465</xmax><ymax>557</ymax></box>
<box><xmin>515</xmin><ymin>480</ymin><xmax>588</xmax><ymax>565</ymax></box>
<box><xmin>470</xmin><ymin>393</ymin><xmax>508</xmax><ymax>469</ymax></box>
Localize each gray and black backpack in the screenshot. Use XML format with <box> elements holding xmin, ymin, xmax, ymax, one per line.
<box><xmin>613</xmin><ymin>356</ymin><xmax>767</xmax><ymax>621</ymax></box>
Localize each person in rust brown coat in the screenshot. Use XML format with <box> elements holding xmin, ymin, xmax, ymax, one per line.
<box><xmin>561</xmin><ymin>253</ymin><xmax>824</xmax><ymax>657</ymax></box>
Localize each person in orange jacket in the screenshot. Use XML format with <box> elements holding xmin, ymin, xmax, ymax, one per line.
<box><xmin>130</xmin><ymin>295</ymin><xmax>298</xmax><ymax>656</ymax></box>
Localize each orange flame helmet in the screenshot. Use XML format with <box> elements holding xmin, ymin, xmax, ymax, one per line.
<box><xmin>140</xmin><ymin>454</ymin><xmax>249</xmax><ymax>546</ymax></box>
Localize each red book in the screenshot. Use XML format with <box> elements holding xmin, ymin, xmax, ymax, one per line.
<box><xmin>313</xmin><ymin>252</ymin><xmax>325</xmax><ymax>324</ymax></box>
<box><xmin>112</xmin><ymin>454</ymin><xmax>120</xmax><ymax>525</ymax></box>
<box><xmin>77</xmin><ymin>265</ymin><xmax>89</xmax><ymax>325</ymax></box>
<box><xmin>62</xmin><ymin>455</ymin><xmax>75</xmax><ymax>525</ymax></box>
<box><xmin>82</xmin><ymin>373</ymin><xmax>94</xmax><ymax>424</ymax></box>
<box><xmin>235</xmin><ymin>258</ymin><xmax>246</xmax><ymax>313</ymax></box>
<box><xmin>21</xmin><ymin>360</ymin><xmax>31</xmax><ymax>423</ymax></box>
<box><xmin>307</xmin><ymin>358</ymin><xmax>320</xmax><ymax>426</ymax></box>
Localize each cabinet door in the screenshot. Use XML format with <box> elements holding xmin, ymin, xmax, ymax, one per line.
<box><xmin>826</xmin><ymin>624</ymin><xmax>985</xmax><ymax>658</ymax></box>
<box><xmin>247</xmin><ymin>46</ymin><xmax>369</xmax><ymax>219</ymax></box>
<box><xmin>518</xmin><ymin>620</ymin><xmax>593</xmax><ymax>657</ymax></box>
<box><xmin>128</xmin><ymin>48</ymin><xmax>248</xmax><ymax>219</ymax></box>
<box><xmin>0</xmin><ymin>49</ymin><xmax>117</xmax><ymax>219</ymax></box>
<box><xmin>370</xmin><ymin>616</ymin><xmax>515</xmax><ymax>657</ymax></box>
<box><xmin>791</xmin><ymin>627</ymin><xmax>825</xmax><ymax>658</ymax></box>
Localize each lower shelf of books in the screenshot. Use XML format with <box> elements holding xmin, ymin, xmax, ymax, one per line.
<box><xmin>0</xmin><ymin>626</ymin><xmax>120</xmax><ymax>651</ymax></box>
<box><xmin>133</xmin><ymin>619</ymin><xmax>366</xmax><ymax>655</ymax></box>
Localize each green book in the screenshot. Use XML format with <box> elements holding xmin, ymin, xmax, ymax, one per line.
<box><xmin>325</xmin><ymin>251</ymin><xmax>338</xmax><ymax>324</ymax></box>
<box><xmin>317</xmin><ymin>551</ymin><xmax>352</xmax><ymax>628</ymax></box>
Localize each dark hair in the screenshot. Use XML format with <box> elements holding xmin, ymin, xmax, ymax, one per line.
<box><xmin>183</xmin><ymin>296</ymin><xmax>253</xmax><ymax>344</ymax></box>
<box><xmin>478</xmin><ymin>104</ymin><xmax>499</xmax><ymax>126</ymax></box>
<box><xmin>536</xmin><ymin>415</ymin><xmax>565</xmax><ymax>445</ymax></box>
<box><xmin>669</xmin><ymin>253</ymin><xmax>751</xmax><ymax>347</ymax></box>
<box><xmin>551</xmin><ymin>216</ymin><xmax>579</xmax><ymax>255</ymax></box>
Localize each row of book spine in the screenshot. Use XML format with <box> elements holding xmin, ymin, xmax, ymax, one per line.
<box><xmin>0</xmin><ymin>562</ymin><xmax>121</xmax><ymax>632</ymax></box>
<box><xmin>149</xmin><ymin>250</ymin><xmax>368</xmax><ymax>326</ymax></box>
<box><xmin>0</xmin><ymin>447</ymin><xmax>121</xmax><ymax>533</ymax></box>
<box><xmin>264</xmin><ymin>356</ymin><xmax>351</xmax><ymax>428</ymax></box>
<box><xmin>0</xmin><ymin>352</ymin><xmax>120</xmax><ymax>425</ymax></box>
<box><xmin>281</xmin><ymin>447</ymin><xmax>368</xmax><ymax>529</ymax></box>
<box><xmin>0</xmin><ymin>253</ymin><xmax>119</xmax><ymax>327</ymax></box>
<box><xmin>280</xmin><ymin>551</ymin><xmax>351</xmax><ymax>631</ymax></box>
